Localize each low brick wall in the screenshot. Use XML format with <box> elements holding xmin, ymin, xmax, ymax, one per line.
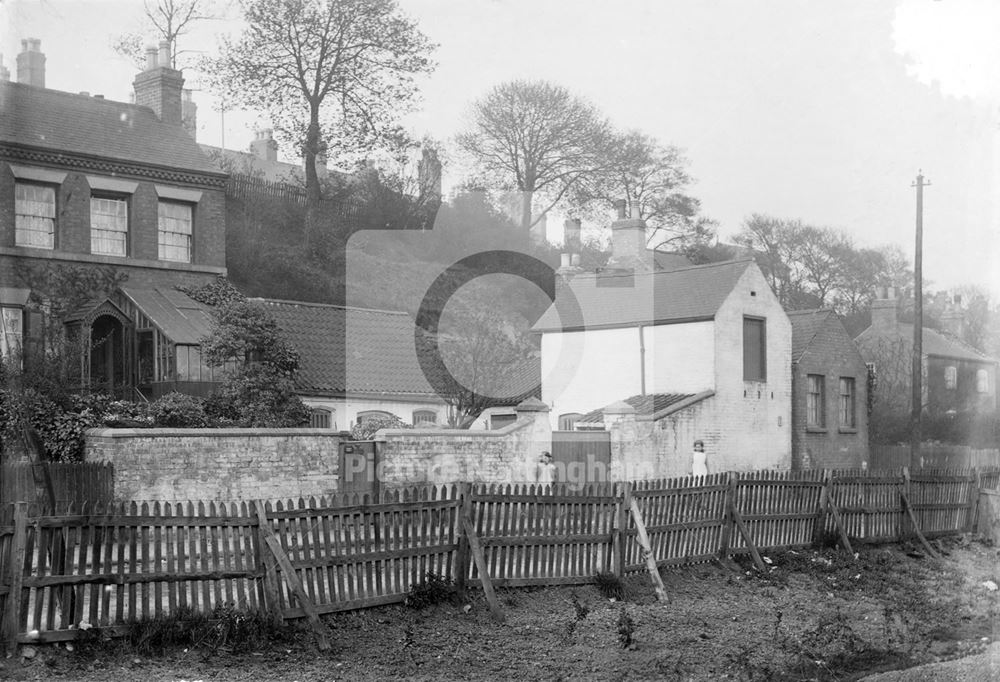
<box><xmin>374</xmin><ymin>402</ymin><xmax>552</xmax><ymax>488</ymax></box>
<box><xmin>85</xmin><ymin>428</ymin><xmax>345</xmax><ymax>502</ymax></box>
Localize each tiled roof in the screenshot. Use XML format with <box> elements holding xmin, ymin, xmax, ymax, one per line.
<box><xmin>855</xmin><ymin>323</ymin><xmax>997</xmax><ymax>364</ymax></box>
<box><xmin>578</xmin><ymin>393</ymin><xmax>698</xmax><ymax>424</ymax></box>
<box><xmin>253</xmin><ymin>298</ymin><xmax>441</xmax><ymax>396</ymax></box>
<box><xmin>200</xmin><ymin>145</ymin><xmax>307</xmax><ymax>185</ymax></box>
<box><xmin>787</xmin><ymin>309</ymin><xmax>836</xmax><ymax>362</ymax></box>
<box><xmin>532</xmin><ymin>259</ymin><xmax>753</xmax><ymax>332</ymax></box>
<box><xmin>0</xmin><ymin>81</ymin><xmax>222</xmax><ymax>175</ymax></box>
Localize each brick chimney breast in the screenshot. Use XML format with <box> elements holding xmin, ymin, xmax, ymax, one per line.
<box><xmin>870</xmin><ymin>287</ymin><xmax>899</xmax><ymax>331</ymax></box>
<box><xmin>133</xmin><ymin>41</ymin><xmax>184</xmax><ymax>125</ymax></box>
<box><xmin>17</xmin><ymin>37</ymin><xmax>45</xmax><ymax>88</ymax></box>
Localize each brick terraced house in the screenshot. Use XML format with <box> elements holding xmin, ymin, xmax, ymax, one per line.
<box><xmin>0</xmin><ymin>39</ymin><xmax>228</xmax><ymax>397</ymax></box>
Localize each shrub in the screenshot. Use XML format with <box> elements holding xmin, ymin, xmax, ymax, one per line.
<box><xmin>405</xmin><ymin>572</ymin><xmax>458</xmax><ymax>609</ymax></box>
<box><xmin>617</xmin><ymin>608</ymin><xmax>635</xmax><ymax>648</ymax></box>
<box><xmin>594</xmin><ymin>571</ymin><xmax>628</xmax><ymax>601</ymax></box>
<box><xmin>126</xmin><ymin>604</ymin><xmax>281</xmax><ymax>656</ymax></box>
<box><xmin>351</xmin><ymin>415</ymin><xmax>411</xmax><ymax>440</ymax></box>
<box><xmin>150</xmin><ymin>392</ymin><xmax>208</xmax><ymax>428</ymax></box>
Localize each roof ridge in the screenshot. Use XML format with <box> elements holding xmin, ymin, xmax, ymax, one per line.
<box><xmin>787</xmin><ymin>308</ymin><xmax>834</xmax><ymax>316</ymax></box>
<box><xmin>2</xmin><ymin>80</ymin><xmax>144</xmax><ymax>113</ymax></box>
<box><xmin>251</xmin><ymin>297</ymin><xmax>411</xmax><ymax>317</ymax></box>
<box><xmin>587</xmin><ymin>258</ymin><xmax>751</xmax><ymax>280</ymax></box>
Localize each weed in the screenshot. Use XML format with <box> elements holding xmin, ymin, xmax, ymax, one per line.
<box><xmin>125</xmin><ymin>604</ymin><xmax>280</xmax><ymax>657</ymax></box>
<box><xmin>617</xmin><ymin>608</ymin><xmax>635</xmax><ymax>649</ymax></box>
<box><xmin>570</xmin><ymin>591</ymin><xmax>589</xmax><ymax>621</ymax></box>
<box><xmin>405</xmin><ymin>572</ymin><xmax>459</xmax><ymax>609</ymax></box>
<box><xmin>594</xmin><ymin>571</ymin><xmax>628</xmax><ymax>601</ymax></box>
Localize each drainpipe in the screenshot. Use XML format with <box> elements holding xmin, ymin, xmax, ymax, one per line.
<box><xmin>638</xmin><ymin>325</ymin><xmax>646</xmax><ymax>397</ymax></box>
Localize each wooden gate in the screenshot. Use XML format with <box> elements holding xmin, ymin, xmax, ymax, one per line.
<box><xmin>551</xmin><ymin>431</ymin><xmax>612</xmax><ymax>490</ymax></box>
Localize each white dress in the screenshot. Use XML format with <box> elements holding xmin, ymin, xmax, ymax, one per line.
<box><xmin>692</xmin><ymin>450</ymin><xmax>708</xmax><ymax>477</ymax></box>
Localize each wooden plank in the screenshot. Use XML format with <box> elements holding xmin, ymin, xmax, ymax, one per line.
<box><xmin>730</xmin><ymin>506</ymin><xmax>766</xmax><ymax>572</ymax></box>
<box><xmin>826</xmin><ymin>498</ymin><xmax>855</xmax><ymax>557</ymax></box>
<box><xmin>2</xmin><ymin>503</ymin><xmax>27</xmax><ymax>655</ymax></box>
<box><xmin>899</xmin><ymin>489</ymin><xmax>942</xmax><ymax>560</ymax></box>
<box><xmin>628</xmin><ymin>497</ymin><xmax>669</xmax><ymax>603</ymax></box>
<box><xmin>455</xmin><ymin>484</ymin><xmax>471</xmax><ymax>596</ymax></box>
<box><xmin>613</xmin><ymin>484</ymin><xmax>628</xmax><ymax>577</ymax></box>
<box><xmin>258</xmin><ymin>516</ymin><xmax>331</xmax><ymax>651</ymax></box>
<box><xmin>460</xmin><ymin>512</ymin><xmax>504</xmax><ymax>622</ymax></box>
<box><xmin>252</xmin><ymin>503</ymin><xmax>282</xmax><ymax>625</ymax></box>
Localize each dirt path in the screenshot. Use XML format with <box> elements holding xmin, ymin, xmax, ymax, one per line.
<box><xmin>4</xmin><ymin>535</ymin><xmax>998</xmax><ymax>681</ymax></box>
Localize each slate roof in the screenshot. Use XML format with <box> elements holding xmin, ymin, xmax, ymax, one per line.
<box><xmin>787</xmin><ymin>309</ymin><xmax>836</xmax><ymax>362</ymax></box>
<box><xmin>578</xmin><ymin>393</ymin><xmax>701</xmax><ymax>424</ymax></box>
<box><xmin>0</xmin><ymin>81</ymin><xmax>222</xmax><ymax>176</ymax></box>
<box><xmin>855</xmin><ymin>323</ymin><xmax>996</xmax><ymax>364</ymax></box>
<box><xmin>200</xmin><ymin>145</ymin><xmax>307</xmax><ymax>185</ymax></box>
<box><xmin>253</xmin><ymin>298</ymin><xmax>441</xmax><ymax>397</ymax></box>
<box><xmin>532</xmin><ymin>259</ymin><xmax>753</xmax><ymax>332</ymax></box>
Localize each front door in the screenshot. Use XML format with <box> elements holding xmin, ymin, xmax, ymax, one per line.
<box><xmin>89</xmin><ymin>314</ymin><xmax>131</xmax><ymax>396</ymax></box>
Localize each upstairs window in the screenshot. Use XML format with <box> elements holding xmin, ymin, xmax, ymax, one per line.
<box><xmin>158</xmin><ymin>201</ymin><xmax>193</xmax><ymax>262</ymax></box>
<box><xmin>807</xmin><ymin>374</ymin><xmax>825</xmax><ymax>428</ymax></box>
<box><xmin>413</xmin><ymin>410</ymin><xmax>437</xmax><ymax>426</ymax></box>
<box><xmin>310</xmin><ymin>408</ymin><xmax>334</xmax><ymax>429</ymax></box>
<box><xmin>91</xmin><ymin>196</ymin><xmax>129</xmax><ymax>256</ymax></box>
<box><xmin>0</xmin><ymin>306</ymin><xmax>23</xmax><ymax>361</ymax></box>
<box><xmin>838</xmin><ymin>377</ymin><xmax>856</xmax><ymax>428</ymax></box>
<box><xmin>743</xmin><ymin>317</ymin><xmax>767</xmax><ymax>381</ymax></box>
<box><xmin>15</xmin><ymin>183</ymin><xmax>56</xmax><ymax>249</ymax></box>
<box><xmin>944</xmin><ymin>366</ymin><xmax>957</xmax><ymax>390</ymax></box>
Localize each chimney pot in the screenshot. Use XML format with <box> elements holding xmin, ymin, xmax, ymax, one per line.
<box><xmin>158</xmin><ymin>40</ymin><xmax>171</xmax><ymax>68</ymax></box>
<box><xmin>145</xmin><ymin>46</ymin><xmax>158</xmax><ymax>70</ymax></box>
<box><xmin>615</xmin><ymin>199</ymin><xmax>627</xmax><ymax>219</ymax></box>
<box><xmin>560</xmin><ymin>253</ymin><xmax>571</xmax><ymax>268</ymax></box>
<box><xmin>570</xmin><ymin>254</ymin><xmax>580</xmax><ymax>267</ymax></box>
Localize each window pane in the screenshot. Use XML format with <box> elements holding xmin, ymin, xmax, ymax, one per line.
<box><xmin>158</xmin><ymin>201</ymin><xmax>192</xmax><ymax>262</ymax></box>
<box><xmin>839</xmin><ymin>377</ymin><xmax>855</xmax><ymax>428</ymax></box>
<box><xmin>15</xmin><ymin>183</ymin><xmax>56</xmax><ymax>248</ymax></box>
<box><xmin>91</xmin><ymin>196</ymin><xmax>128</xmax><ymax>256</ymax></box>
<box><xmin>807</xmin><ymin>374</ymin><xmax>824</xmax><ymax>427</ymax></box>
<box><xmin>1</xmin><ymin>307</ymin><xmax>23</xmax><ymax>359</ymax></box>
<box><xmin>743</xmin><ymin>318</ymin><xmax>766</xmax><ymax>381</ymax></box>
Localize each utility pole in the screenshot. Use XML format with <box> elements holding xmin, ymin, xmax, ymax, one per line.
<box><xmin>910</xmin><ymin>171</ymin><xmax>930</xmax><ymax>470</ymax></box>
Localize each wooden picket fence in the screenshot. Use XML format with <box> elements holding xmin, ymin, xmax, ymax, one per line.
<box><xmin>1</xmin><ymin>466</ymin><xmax>997</xmax><ymax>651</ymax></box>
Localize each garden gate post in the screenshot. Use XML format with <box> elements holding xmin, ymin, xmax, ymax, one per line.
<box><xmin>1</xmin><ymin>503</ymin><xmax>27</xmax><ymax>655</ymax></box>
<box><xmin>252</xmin><ymin>502</ymin><xmax>282</xmax><ymax>627</ymax></box>
<box><xmin>812</xmin><ymin>470</ymin><xmax>832</xmax><ymax>546</ymax></box>
<box><xmin>901</xmin><ymin>467</ymin><xmax>911</xmax><ymax>541</ymax></box>
<box><xmin>612</xmin><ymin>483</ymin><xmax>630</xmax><ymax>577</ymax></box>
<box><xmin>968</xmin><ymin>468</ymin><xmax>981</xmax><ymax>533</ymax></box>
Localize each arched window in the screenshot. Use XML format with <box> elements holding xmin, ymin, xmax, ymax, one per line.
<box><xmin>976</xmin><ymin>369</ymin><xmax>990</xmax><ymax>394</ymax></box>
<box><xmin>944</xmin><ymin>366</ymin><xmax>957</xmax><ymax>390</ymax></box>
<box><xmin>357</xmin><ymin>410</ymin><xmax>397</xmax><ymax>425</ymax></box>
<box><xmin>413</xmin><ymin>410</ymin><xmax>437</xmax><ymax>426</ymax></box>
<box><xmin>558</xmin><ymin>413</ymin><xmax>583</xmax><ymax>431</ymax></box>
<box><xmin>309</xmin><ymin>408</ymin><xmax>334</xmax><ymax>429</ymax></box>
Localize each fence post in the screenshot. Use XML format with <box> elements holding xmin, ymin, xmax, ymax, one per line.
<box><xmin>717</xmin><ymin>472</ymin><xmax>737</xmax><ymax>561</ymax></box>
<box><xmin>2</xmin><ymin>503</ymin><xmax>28</xmax><ymax>655</ymax></box>
<box><xmin>455</xmin><ymin>483</ymin><xmax>472</xmax><ymax>596</ymax></box>
<box><xmin>812</xmin><ymin>470</ymin><xmax>832</xmax><ymax>546</ymax></box>
<box><xmin>252</xmin><ymin>502</ymin><xmax>282</xmax><ymax>626</ymax></box>
<box><xmin>969</xmin><ymin>468</ymin><xmax>982</xmax><ymax>533</ymax></box>
<box><xmin>613</xmin><ymin>483</ymin><xmax>631</xmax><ymax>577</ymax></box>
<box><xmin>901</xmin><ymin>467</ymin><xmax>911</xmax><ymax>541</ymax></box>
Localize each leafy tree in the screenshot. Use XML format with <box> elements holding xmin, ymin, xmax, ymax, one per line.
<box><xmin>206</xmin><ymin>0</ymin><xmax>436</xmax><ymax>252</ymax></box>
<box><xmin>182</xmin><ymin>279</ymin><xmax>309</xmax><ymax>427</ymax></box>
<box><xmin>457</xmin><ymin>80</ymin><xmax>613</xmax><ymax>232</ymax></box>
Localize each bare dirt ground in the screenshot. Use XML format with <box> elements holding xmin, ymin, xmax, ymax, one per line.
<box><xmin>4</xmin><ymin>534</ymin><xmax>998</xmax><ymax>681</ymax></box>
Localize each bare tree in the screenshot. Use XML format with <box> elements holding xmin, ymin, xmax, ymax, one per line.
<box><xmin>205</xmin><ymin>0</ymin><xmax>435</xmax><ymax>253</ymax></box>
<box><xmin>112</xmin><ymin>0</ymin><xmax>226</xmax><ymax>69</ymax></box>
<box><xmin>457</xmin><ymin>80</ymin><xmax>613</xmax><ymax>232</ymax></box>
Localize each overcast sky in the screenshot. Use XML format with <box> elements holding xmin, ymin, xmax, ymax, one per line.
<box><xmin>2</xmin><ymin>0</ymin><xmax>997</xmax><ymax>296</ymax></box>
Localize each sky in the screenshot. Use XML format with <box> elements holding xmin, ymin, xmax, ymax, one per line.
<box><xmin>2</xmin><ymin>0</ymin><xmax>998</xmax><ymax>296</ymax></box>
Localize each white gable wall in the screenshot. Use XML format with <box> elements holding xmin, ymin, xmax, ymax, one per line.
<box><xmin>541</xmin><ymin>326</ymin><xmax>643</xmax><ymax>426</ymax></box>
<box><xmin>709</xmin><ymin>264</ymin><xmax>792</xmax><ymax>471</ymax></box>
<box><xmin>644</xmin><ymin>320</ymin><xmax>715</xmax><ymax>395</ymax></box>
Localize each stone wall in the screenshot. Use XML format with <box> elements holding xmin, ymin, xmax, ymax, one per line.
<box><xmin>373</xmin><ymin>399</ymin><xmax>552</xmax><ymax>488</ymax></box>
<box><xmin>86</xmin><ymin>428</ymin><xmax>345</xmax><ymax>502</ymax></box>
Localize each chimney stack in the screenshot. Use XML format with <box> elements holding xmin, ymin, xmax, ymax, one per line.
<box><xmin>870</xmin><ymin>286</ymin><xmax>899</xmax><ymax>331</ymax></box>
<box><xmin>249</xmin><ymin>129</ymin><xmax>278</xmax><ymax>161</ymax></box>
<box><xmin>181</xmin><ymin>89</ymin><xmax>197</xmax><ymax>140</ymax></box>
<box><xmin>133</xmin><ymin>40</ymin><xmax>184</xmax><ymax>125</ymax></box>
<box><xmin>940</xmin><ymin>294</ymin><xmax>964</xmax><ymax>338</ymax></box>
<box><xmin>17</xmin><ymin>38</ymin><xmax>45</xmax><ymax>88</ymax></box>
<box><xmin>605</xmin><ymin>199</ymin><xmax>651</xmax><ymax>272</ymax></box>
